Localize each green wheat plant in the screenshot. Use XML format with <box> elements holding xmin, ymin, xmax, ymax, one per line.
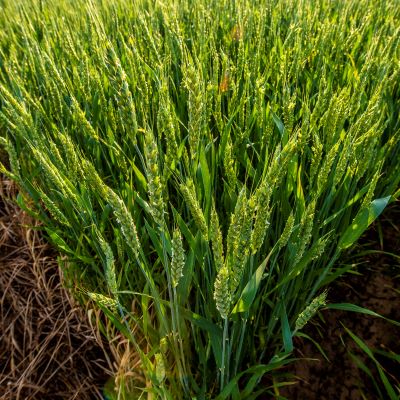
<box><xmin>0</xmin><ymin>0</ymin><xmax>399</xmax><ymax>398</ymax></box>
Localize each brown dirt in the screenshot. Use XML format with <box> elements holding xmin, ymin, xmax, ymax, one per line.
<box><xmin>0</xmin><ymin>176</ymin><xmax>113</xmax><ymax>400</ymax></box>
<box><xmin>280</xmin><ymin>203</ymin><xmax>400</xmax><ymax>399</ymax></box>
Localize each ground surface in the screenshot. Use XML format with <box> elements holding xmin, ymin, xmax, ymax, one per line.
<box><xmin>0</xmin><ymin>177</ymin><xmax>112</xmax><ymax>400</ymax></box>
<box><xmin>281</xmin><ymin>203</ymin><xmax>400</xmax><ymax>399</ymax></box>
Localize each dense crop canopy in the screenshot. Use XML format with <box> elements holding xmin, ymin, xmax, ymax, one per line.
<box><xmin>0</xmin><ymin>0</ymin><xmax>399</xmax><ymax>398</ymax></box>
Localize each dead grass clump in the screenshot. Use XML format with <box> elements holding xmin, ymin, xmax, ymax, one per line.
<box><xmin>0</xmin><ymin>176</ymin><xmax>113</xmax><ymax>400</ymax></box>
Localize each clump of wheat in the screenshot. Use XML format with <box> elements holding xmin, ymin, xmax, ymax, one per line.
<box><xmin>144</xmin><ymin>129</ymin><xmax>165</xmax><ymax>227</ymax></box>
<box><xmin>214</xmin><ymin>265</ymin><xmax>231</xmax><ymax>319</ymax></box>
<box><xmin>180</xmin><ymin>179</ymin><xmax>208</xmax><ymax>237</ymax></box>
<box><xmin>83</xmin><ymin>160</ymin><xmax>109</xmax><ymax>199</ymax></box>
<box><xmin>155</xmin><ymin>353</ymin><xmax>166</xmax><ymax>384</ymax></box>
<box><xmin>40</xmin><ymin>192</ymin><xmax>70</xmax><ymax>226</ymax></box>
<box><xmin>223</xmin><ymin>137</ymin><xmax>237</xmax><ymax>189</ymax></box>
<box><xmin>309</xmin><ymin>134</ymin><xmax>323</xmax><ymax>187</ymax></box>
<box><xmin>317</xmin><ymin>141</ymin><xmax>340</xmax><ymax>197</ymax></box>
<box><xmin>0</xmin><ymin>137</ymin><xmax>20</xmax><ymax>177</ymax></box>
<box><xmin>292</xmin><ymin>200</ymin><xmax>316</xmax><ymax>266</ymax></box>
<box><xmin>295</xmin><ymin>291</ymin><xmax>327</xmax><ymax>331</ymax></box>
<box><xmin>183</xmin><ymin>61</ymin><xmax>206</xmax><ymax>160</ymax></box>
<box><xmin>277</xmin><ymin>212</ymin><xmax>295</xmax><ymax>250</ymax></box>
<box><xmin>96</xmin><ymin>229</ymin><xmax>118</xmax><ymax>296</ymax></box>
<box><xmin>361</xmin><ymin>165</ymin><xmax>382</xmax><ymax>209</ymax></box>
<box><xmin>107</xmin><ymin>46</ymin><xmax>138</xmax><ymax>138</ymax></box>
<box><xmin>210</xmin><ymin>202</ymin><xmax>224</xmax><ymax>272</ymax></box>
<box><xmin>250</xmin><ymin>183</ymin><xmax>271</xmax><ymax>254</ymax></box>
<box><xmin>58</xmin><ymin>133</ymin><xmax>79</xmax><ymax>180</ymax></box>
<box><xmin>107</xmin><ymin>190</ymin><xmax>141</xmax><ymax>258</ymax></box>
<box><xmin>171</xmin><ymin>228</ymin><xmax>185</xmax><ymax>288</ymax></box>
<box><xmin>227</xmin><ymin>188</ymin><xmax>252</xmax><ymax>294</ymax></box>
<box><xmin>87</xmin><ymin>292</ymin><xmax>119</xmax><ymax>312</ymax></box>
<box><xmin>157</xmin><ymin>78</ymin><xmax>179</xmax><ymax>170</ymax></box>
<box><xmin>83</xmin><ymin>159</ymin><xmax>141</xmax><ymax>258</ymax></box>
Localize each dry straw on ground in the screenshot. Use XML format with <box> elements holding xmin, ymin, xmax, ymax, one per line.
<box><xmin>0</xmin><ymin>175</ymin><xmax>112</xmax><ymax>400</ymax></box>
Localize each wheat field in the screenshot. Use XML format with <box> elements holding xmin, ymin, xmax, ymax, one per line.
<box><xmin>0</xmin><ymin>0</ymin><xmax>399</xmax><ymax>398</ymax></box>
